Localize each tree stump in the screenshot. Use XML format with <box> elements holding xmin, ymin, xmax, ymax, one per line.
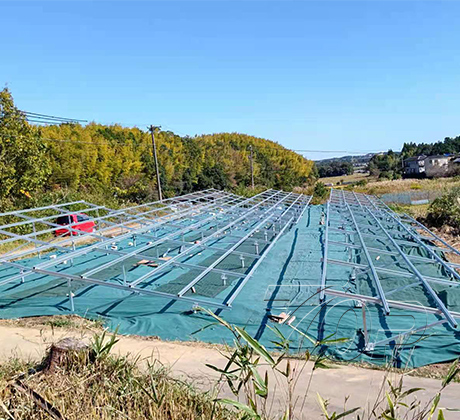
<box><xmin>45</xmin><ymin>337</ymin><xmax>89</xmax><ymax>373</ymax></box>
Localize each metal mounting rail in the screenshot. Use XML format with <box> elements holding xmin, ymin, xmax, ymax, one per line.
<box><xmin>319</xmin><ymin>188</ymin><xmax>460</xmax><ymax>350</ymax></box>
<box><xmin>0</xmin><ymin>190</ymin><xmax>229</xmax><ymax>259</ymax></box>
<box><xmin>0</xmin><ymin>192</ymin><xmax>245</xmax><ymax>287</ymax></box>
<box><xmin>0</xmin><ymin>191</ymin><xmax>232</xmax><ymax>255</ymax></box>
<box><xmin>82</xmin><ymin>191</ymin><xmax>270</xmax><ymax>279</ymax></box>
<box><xmin>128</xmin><ymin>190</ymin><xmax>288</xmax><ymax>288</ymax></box>
<box><xmin>224</xmin><ymin>195</ymin><xmax>312</xmax><ymax>307</ymax></box>
<box><xmin>344</xmin><ymin>200</ymin><xmax>390</xmax><ymax>315</ymax></box>
<box><xmin>402</xmin><ymin>213</ymin><xmax>460</xmax><ymax>258</ymax></box>
<box><xmin>365</xmin><ymin>206</ymin><xmax>457</xmax><ymax>327</ymax></box>
<box><xmin>319</xmin><ymin>200</ymin><xmax>330</xmax><ymax>302</ymax></box>
<box><xmin>0</xmin><ymin>189</ymin><xmax>311</xmax><ymax>311</ymax></box>
<box><xmin>177</xmin><ymin>193</ymin><xmax>304</xmax><ymax>298</ymax></box>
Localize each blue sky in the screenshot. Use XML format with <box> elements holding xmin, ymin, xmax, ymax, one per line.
<box><xmin>2</xmin><ymin>1</ymin><xmax>460</xmax><ymax>159</ymax></box>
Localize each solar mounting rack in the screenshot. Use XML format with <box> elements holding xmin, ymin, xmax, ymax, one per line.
<box><xmin>320</xmin><ymin>188</ymin><xmax>460</xmax><ymax>351</ymax></box>
<box><xmin>0</xmin><ymin>189</ymin><xmax>311</xmax><ymax>311</ymax></box>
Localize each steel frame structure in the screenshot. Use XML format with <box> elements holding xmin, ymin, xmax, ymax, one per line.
<box><xmin>320</xmin><ymin>188</ymin><xmax>460</xmax><ymax>351</ymax></box>
<box><xmin>0</xmin><ymin>189</ymin><xmax>311</xmax><ymax>312</ymax></box>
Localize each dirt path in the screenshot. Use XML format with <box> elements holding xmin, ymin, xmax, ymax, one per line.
<box><xmin>0</xmin><ymin>324</ymin><xmax>459</xmax><ymax>419</ymax></box>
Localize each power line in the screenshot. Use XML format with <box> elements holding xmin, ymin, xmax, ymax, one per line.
<box><xmin>1</xmin><ymin>133</ymin><xmax>379</xmax><ymax>156</ymax></box>
<box><xmin>25</xmin><ymin>119</ymin><xmax>79</xmax><ymax>125</ymax></box>
<box><xmin>293</xmin><ymin>149</ymin><xmax>380</xmax><ymax>154</ymax></box>
<box><xmin>1</xmin><ymin>109</ymin><xmax>87</xmax><ymax>125</ymax></box>
<box><xmin>3</xmin><ymin>111</ymin><xmax>380</xmax><ymax>155</ymax></box>
<box><xmin>14</xmin><ymin>110</ymin><xmax>380</xmax><ymax>154</ymax></box>
<box><xmin>1</xmin><ymin>134</ymin><xmax>116</xmax><ymax>146</ymax></box>
<box><xmin>22</xmin><ymin>110</ymin><xmax>87</xmax><ymax>124</ymax></box>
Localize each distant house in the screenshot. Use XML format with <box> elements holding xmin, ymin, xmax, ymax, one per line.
<box><xmin>403</xmin><ymin>154</ymin><xmax>456</xmax><ymax>178</ymax></box>
<box><xmin>403</xmin><ymin>155</ymin><xmax>426</xmax><ymax>177</ymax></box>
<box><xmin>424</xmin><ymin>155</ymin><xmax>452</xmax><ymax>178</ymax></box>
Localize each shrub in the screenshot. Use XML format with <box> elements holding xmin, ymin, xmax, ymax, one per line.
<box><xmin>311</xmin><ymin>182</ymin><xmax>329</xmax><ymax>204</ymax></box>
<box><xmin>426</xmin><ymin>186</ymin><xmax>460</xmax><ymax>230</ymax></box>
<box><xmin>313</xmin><ymin>182</ymin><xmax>328</xmax><ymax>199</ymax></box>
<box><xmin>379</xmin><ymin>170</ymin><xmax>393</xmax><ymax>180</ymax></box>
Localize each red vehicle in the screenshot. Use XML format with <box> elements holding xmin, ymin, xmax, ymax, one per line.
<box><xmin>55</xmin><ymin>213</ymin><xmax>96</xmax><ymax>237</ymax></box>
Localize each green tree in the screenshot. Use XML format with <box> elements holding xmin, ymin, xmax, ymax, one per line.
<box><xmin>367</xmin><ymin>150</ymin><xmax>402</xmax><ymax>179</ymax></box>
<box><xmin>0</xmin><ymin>88</ymin><xmax>51</xmax><ymax>203</ymax></box>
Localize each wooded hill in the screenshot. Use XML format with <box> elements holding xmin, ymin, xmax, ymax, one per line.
<box><xmin>368</xmin><ymin>136</ymin><xmax>460</xmax><ymax>180</ymax></box>
<box><xmin>401</xmin><ymin>137</ymin><xmax>460</xmax><ymax>157</ymax></box>
<box><xmin>0</xmin><ymin>88</ymin><xmax>314</xmax><ymax>209</ymax></box>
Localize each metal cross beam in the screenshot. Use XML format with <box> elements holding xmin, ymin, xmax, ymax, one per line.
<box><xmin>319</xmin><ymin>200</ymin><xmax>330</xmax><ymax>302</ymax></box>
<box><xmin>343</xmin><ymin>200</ymin><xmax>391</xmax><ymax>315</ymax></box>
<box><xmin>320</xmin><ymin>188</ymin><xmax>460</xmax><ymax>349</ymax></box>
<box><xmin>176</xmin><ymin>192</ymin><xmax>304</xmax><ymax>297</ymax></box>
<box><xmin>223</xmin><ymin>195</ymin><xmax>312</xmax><ymax>307</ymax></box>
<box><xmin>0</xmin><ymin>192</ymin><xmax>240</xmax><ymax>265</ymax></box>
<box><xmin>84</xmin><ymin>190</ymin><xmax>280</xmax><ymax>283</ymax></box>
<box><xmin>0</xmin><ymin>192</ymin><xmax>264</xmax><ymax>286</ymax></box>
<box><xmin>325</xmin><ymin>257</ymin><xmax>459</xmax><ymax>287</ymax></box>
<box><xmin>0</xmin><ymin>189</ymin><xmax>227</xmax><ymax>243</ymax></box>
<box><xmin>128</xmin><ymin>190</ymin><xmax>288</xmax><ymax>288</ymax></box>
<box><xmin>402</xmin><ymin>214</ymin><xmax>460</xmax><ymax>258</ymax></box>
<box><xmin>365</xmin><ymin>207</ymin><xmax>457</xmax><ymax>327</ymax></box>
<box><xmin>0</xmin><ymin>189</ymin><xmax>311</xmax><ymax>312</ymax></box>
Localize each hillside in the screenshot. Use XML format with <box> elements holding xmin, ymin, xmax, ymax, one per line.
<box><xmin>0</xmin><ymin>88</ymin><xmax>315</xmax><ymax>210</ymax></box>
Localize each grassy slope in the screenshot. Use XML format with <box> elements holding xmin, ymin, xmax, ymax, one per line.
<box><xmin>319</xmin><ymin>172</ymin><xmax>376</xmax><ymax>185</ymax></box>
<box><xmin>355</xmin><ymin>177</ymin><xmax>460</xmax><ymax>196</ymax></box>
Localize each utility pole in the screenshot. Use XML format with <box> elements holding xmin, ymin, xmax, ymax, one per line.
<box><xmin>148</xmin><ymin>125</ymin><xmax>163</xmax><ymax>202</ymax></box>
<box><xmin>249</xmin><ymin>145</ymin><xmax>255</xmax><ymax>189</ymax></box>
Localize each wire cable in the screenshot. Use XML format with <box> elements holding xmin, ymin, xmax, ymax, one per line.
<box><xmin>3</xmin><ymin>112</ymin><xmax>380</xmax><ymax>154</ymax></box>
<box><xmin>22</xmin><ymin>110</ymin><xmax>87</xmax><ymax>123</ymax></box>
<box><xmin>0</xmin><ymin>133</ymin><xmax>378</xmax><ymax>157</ymax></box>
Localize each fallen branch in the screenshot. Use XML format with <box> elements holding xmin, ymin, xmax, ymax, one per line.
<box><xmin>9</xmin><ymin>379</ymin><xmax>65</xmax><ymax>420</ymax></box>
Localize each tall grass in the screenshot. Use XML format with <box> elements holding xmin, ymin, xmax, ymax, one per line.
<box><xmin>355</xmin><ymin>177</ymin><xmax>460</xmax><ymax>196</ymax></box>
<box><xmin>0</xmin><ymin>329</ymin><xmax>237</xmax><ymax>420</ymax></box>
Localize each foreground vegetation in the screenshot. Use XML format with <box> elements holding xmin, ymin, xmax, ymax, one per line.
<box><xmin>1</xmin><ymin>318</ymin><xmax>457</xmax><ymax>419</ymax></box>
<box><xmin>0</xmin><ymin>330</ymin><xmax>234</xmax><ymax>420</ymax></box>
<box><xmin>198</xmin><ymin>308</ymin><xmax>459</xmax><ymax>420</ymax></box>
